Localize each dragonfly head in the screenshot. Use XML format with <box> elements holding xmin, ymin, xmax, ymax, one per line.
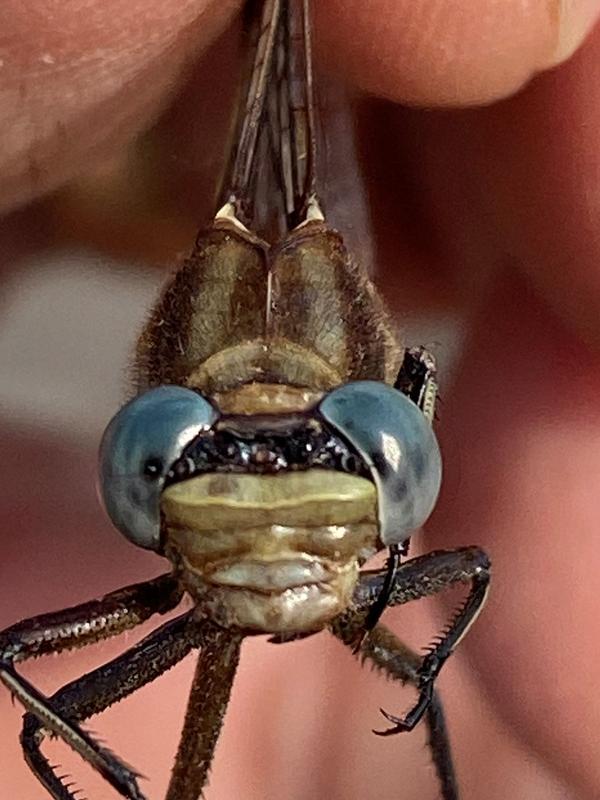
<box><xmin>98</xmin><ymin>381</ymin><xmax>441</xmax><ymax>633</ymax></box>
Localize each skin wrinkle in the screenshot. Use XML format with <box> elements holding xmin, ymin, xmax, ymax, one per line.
<box><xmin>0</xmin><ymin>0</ymin><xmax>241</xmax><ymax>211</ymax></box>
<box><xmin>1</xmin><ymin>0</ymin><xmax>228</xmax><ymax>67</ymax></box>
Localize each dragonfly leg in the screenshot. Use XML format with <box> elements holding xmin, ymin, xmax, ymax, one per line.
<box><xmin>165</xmin><ymin>626</ymin><xmax>242</xmax><ymax>800</ymax></box>
<box><xmin>0</xmin><ymin>573</ymin><xmax>183</xmax><ymax>800</ymax></box>
<box><xmin>351</xmin><ymin>544</ymin><xmax>401</xmax><ymax>652</ymax></box>
<box><xmin>332</xmin><ymin>547</ymin><xmax>490</xmax><ymax>734</ymax></box>
<box><xmin>339</xmin><ymin>623</ymin><xmax>459</xmax><ymax>800</ymax></box>
<box><xmin>20</xmin><ymin>612</ymin><xmax>196</xmax><ymax>800</ymax></box>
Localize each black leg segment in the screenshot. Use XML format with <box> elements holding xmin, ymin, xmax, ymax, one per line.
<box><xmin>352</xmin><ymin>547</ymin><xmax>490</xmax><ymax>733</ymax></box>
<box><xmin>0</xmin><ymin>573</ymin><xmax>183</xmax><ymax>800</ymax></box>
<box><xmin>369</xmin><ymin>625</ymin><xmax>459</xmax><ymax>800</ymax></box>
<box><xmin>21</xmin><ymin>612</ymin><xmax>197</xmax><ymax>800</ymax></box>
<box><xmin>352</xmin><ymin>543</ymin><xmax>402</xmax><ymax>652</ymax></box>
<box><xmin>394</xmin><ymin>345</ymin><xmax>438</xmax><ymax>423</ymax></box>
<box><xmin>329</xmin><ymin>546</ymin><xmax>490</xmax><ymax>798</ymax></box>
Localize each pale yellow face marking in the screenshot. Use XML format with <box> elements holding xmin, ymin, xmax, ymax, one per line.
<box><xmin>161</xmin><ymin>470</ymin><xmax>379</xmax><ymax>633</ymax></box>
<box><xmin>161</xmin><ymin>471</ymin><xmax>377</xmax><ymax>531</ymax></box>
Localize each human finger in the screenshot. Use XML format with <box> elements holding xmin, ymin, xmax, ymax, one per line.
<box><xmin>358</xmin><ymin>18</ymin><xmax>600</xmax><ymax>349</ymax></box>
<box><xmin>0</xmin><ymin>0</ymin><xmax>241</xmax><ymax>213</ymax></box>
<box><xmin>317</xmin><ymin>0</ymin><xmax>600</xmax><ymax>106</ymax></box>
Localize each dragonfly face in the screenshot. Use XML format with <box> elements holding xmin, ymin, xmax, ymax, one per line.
<box><xmin>0</xmin><ymin>2</ymin><xmax>489</xmax><ymax>799</ymax></box>
<box><xmin>158</xmin><ymin>398</ymin><xmax>379</xmax><ymax>635</ymax></box>
<box><xmin>100</xmin><ymin>358</ymin><xmax>442</xmax><ymax>634</ymax></box>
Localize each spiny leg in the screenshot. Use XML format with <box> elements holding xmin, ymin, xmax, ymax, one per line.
<box><xmin>165</xmin><ymin>626</ymin><xmax>242</xmax><ymax>800</ymax></box>
<box><xmin>21</xmin><ymin>612</ymin><xmax>197</xmax><ymax>800</ymax></box>
<box><xmin>1</xmin><ymin>573</ymin><xmax>182</xmax><ymax>799</ymax></box>
<box><xmin>1</xmin><ymin>573</ymin><xmax>182</xmax><ymax>663</ymax></box>
<box><xmin>332</xmin><ymin>619</ymin><xmax>459</xmax><ymax>800</ymax></box>
<box><xmin>333</xmin><ymin>547</ymin><xmax>490</xmax><ymax>734</ymax></box>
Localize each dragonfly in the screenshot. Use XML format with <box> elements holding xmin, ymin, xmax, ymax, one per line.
<box><xmin>0</xmin><ymin>1</ymin><xmax>490</xmax><ymax>798</ymax></box>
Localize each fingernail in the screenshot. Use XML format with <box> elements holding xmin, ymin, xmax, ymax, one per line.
<box><xmin>551</xmin><ymin>0</ymin><xmax>600</xmax><ymax>64</ymax></box>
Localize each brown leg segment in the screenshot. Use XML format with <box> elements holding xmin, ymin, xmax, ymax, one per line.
<box><xmin>0</xmin><ymin>573</ymin><xmax>183</xmax><ymax>799</ymax></box>
<box><xmin>165</xmin><ymin>626</ymin><xmax>242</xmax><ymax>800</ymax></box>
<box><xmin>21</xmin><ymin>612</ymin><xmax>197</xmax><ymax>800</ymax></box>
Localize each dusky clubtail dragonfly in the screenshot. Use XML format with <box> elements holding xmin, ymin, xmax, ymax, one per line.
<box><xmin>0</xmin><ymin>2</ymin><xmax>490</xmax><ymax>798</ymax></box>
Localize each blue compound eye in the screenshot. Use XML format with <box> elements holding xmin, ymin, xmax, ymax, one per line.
<box><xmin>319</xmin><ymin>381</ymin><xmax>442</xmax><ymax>546</ymax></box>
<box><xmin>98</xmin><ymin>386</ymin><xmax>218</xmax><ymax>550</ymax></box>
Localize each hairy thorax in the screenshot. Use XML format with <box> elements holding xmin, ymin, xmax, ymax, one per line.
<box><xmin>134</xmin><ymin>220</ymin><xmax>402</xmax><ymax>635</ymax></box>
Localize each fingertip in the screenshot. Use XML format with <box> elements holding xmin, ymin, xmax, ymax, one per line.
<box><xmin>0</xmin><ymin>0</ymin><xmax>240</xmax><ymax>213</ymax></box>
<box><xmin>553</xmin><ymin>0</ymin><xmax>600</xmax><ymax>63</ymax></box>
<box><xmin>317</xmin><ymin>0</ymin><xmax>600</xmax><ymax>106</ymax></box>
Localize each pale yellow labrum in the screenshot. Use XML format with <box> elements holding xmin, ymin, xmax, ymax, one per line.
<box><xmin>161</xmin><ymin>470</ymin><xmax>379</xmax><ymax>633</ymax></box>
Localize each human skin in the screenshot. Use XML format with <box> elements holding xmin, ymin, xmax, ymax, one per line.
<box><xmin>1</xmin><ymin>1</ymin><xmax>600</xmax><ymax>799</ymax></box>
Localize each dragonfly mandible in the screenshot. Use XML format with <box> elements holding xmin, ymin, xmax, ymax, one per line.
<box><xmin>0</xmin><ymin>2</ymin><xmax>490</xmax><ymax>798</ymax></box>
